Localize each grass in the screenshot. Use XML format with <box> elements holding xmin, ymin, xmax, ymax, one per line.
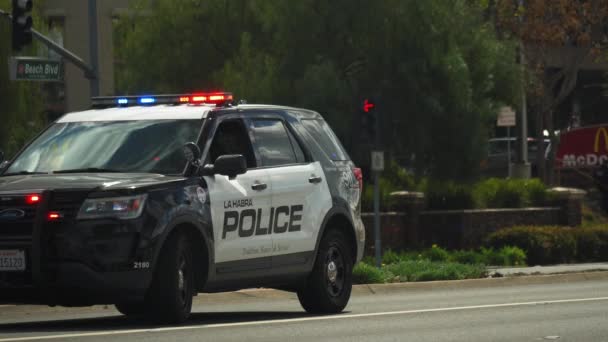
<box><xmin>352</xmin><ymin>245</ymin><xmax>525</xmax><ymax>284</ymax></box>
<box><xmin>353</xmin><ymin>260</ymin><xmax>487</xmax><ymax>284</ymax></box>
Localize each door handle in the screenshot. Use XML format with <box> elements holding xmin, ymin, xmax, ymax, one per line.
<box><xmin>251</xmin><ymin>182</ymin><xmax>267</xmax><ymax>191</ymax></box>
<box><xmin>309</xmin><ymin>176</ymin><xmax>323</xmax><ymax>184</ymax></box>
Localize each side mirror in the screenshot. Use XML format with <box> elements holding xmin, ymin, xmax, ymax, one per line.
<box><xmin>183</xmin><ymin>142</ymin><xmax>201</xmax><ymax>167</ymax></box>
<box><xmin>213</xmin><ymin>155</ymin><xmax>247</xmax><ymax>179</ymax></box>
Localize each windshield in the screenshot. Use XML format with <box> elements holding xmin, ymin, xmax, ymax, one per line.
<box><xmin>5</xmin><ymin>120</ymin><xmax>201</xmax><ymax>175</ymax></box>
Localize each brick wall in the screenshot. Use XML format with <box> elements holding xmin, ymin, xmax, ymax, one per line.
<box><xmin>362</xmin><ymin>208</ymin><xmax>561</xmax><ymax>253</ymax></box>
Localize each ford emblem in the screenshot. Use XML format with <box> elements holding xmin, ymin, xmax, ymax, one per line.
<box><xmin>0</xmin><ymin>209</ymin><xmax>25</xmax><ymax>220</ymax></box>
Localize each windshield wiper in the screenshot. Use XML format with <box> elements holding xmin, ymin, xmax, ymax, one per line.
<box><xmin>53</xmin><ymin>168</ymin><xmax>123</xmax><ymax>174</ymax></box>
<box><xmin>2</xmin><ymin>171</ymin><xmax>48</xmax><ymax>176</ymax></box>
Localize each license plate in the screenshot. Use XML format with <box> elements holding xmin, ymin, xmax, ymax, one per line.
<box><xmin>0</xmin><ymin>250</ymin><xmax>26</xmax><ymax>271</ymax></box>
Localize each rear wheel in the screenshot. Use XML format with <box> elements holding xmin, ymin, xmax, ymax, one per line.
<box><xmin>144</xmin><ymin>233</ymin><xmax>195</xmax><ymax>324</ymax></box>
<box><xmin>297</xmin><ymin>230</ymin><xmax>353</xmax><ymax>314</ymax></box>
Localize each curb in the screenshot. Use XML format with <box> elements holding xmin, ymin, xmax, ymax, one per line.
<box><xmin>196</xmin><ymin>270</ymin><xmax>608</xmax><ymax>304</ymax></box>
<box><xmin>352</xmin><ymin>270</ymin><xmax>608</xmax><ymax>295</ymax></box>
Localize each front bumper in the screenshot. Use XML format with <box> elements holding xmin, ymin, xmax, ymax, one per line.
<box><xmin>0</xmin><ymin>190</ymin><xmax>157</xmax><ymax>305</ymax></box>
<box><xmin>0</xmin><ymin>262</ymin><xmax>151</xmax><ymax>305</ymax></box>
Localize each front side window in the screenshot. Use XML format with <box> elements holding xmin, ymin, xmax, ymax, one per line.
<box><xmin>208</xmin><ymin>119</ymin><xmax>257</xmax><ymax>168</ymax></box>
<box><xmin>5</xmin><ymin>120</ymin><xmax>201</xmax><ymax>175</ymax></box>
<box><xmin>250</xmin><ymin>119</ymin><xmax>300</xmax><ymax>167</ymax></box>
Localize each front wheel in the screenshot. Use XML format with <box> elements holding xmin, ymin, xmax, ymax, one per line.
<box><xmin>144</xmin><ymin>233</ymin><xmax>195</xmax><ymax>324</ymax></box>
<box><xmin>297</xmin><ymin>230</ymin><xmax>353</xmax><ymax>314</ymax></box>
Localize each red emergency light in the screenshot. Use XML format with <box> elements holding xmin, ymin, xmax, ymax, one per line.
<box><xmin>25</xmin><ymin>194</ymin><xmax>40</xmax><ymax>205</ymax></box>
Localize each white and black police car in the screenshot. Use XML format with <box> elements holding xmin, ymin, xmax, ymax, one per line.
<box><xmin>0</xmin><ymin>92</ymin><xmax>365</xmax><ymax>323</ymax></box>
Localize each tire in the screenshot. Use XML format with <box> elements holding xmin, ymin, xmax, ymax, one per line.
<box><xmin>115</xmin><ymin>301</ymin><xmax>146</xmax><ymax>316</ymax></box>
<box><xmin>297</xmin><ymin>230</ymin><xmax>353</xmax><ymax>314</ymax></box>
<box><xmin>144</xmin><ymin>233</ymin><xmax>195</xmax><ymax>324</ymax></box>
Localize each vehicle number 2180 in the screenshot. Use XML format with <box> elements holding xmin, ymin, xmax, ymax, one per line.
<box><xmin>133</xmin><ymin>261</ymin><xmax>150</xmax><ymax>269</ymax></box>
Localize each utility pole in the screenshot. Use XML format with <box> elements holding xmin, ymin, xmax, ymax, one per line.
<box><xmin>512</xmin><ymin>0</ymin><xmax>531</xmax><ymax>179</ymax></box>
<box><xmin>88</xmin><ymin>0</ymin><xmax>100</xmax><ymax>97</ymax></box>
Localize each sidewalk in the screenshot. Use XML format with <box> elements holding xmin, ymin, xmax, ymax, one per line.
<box><xmin>488</xmin><ymin>263</ymin><xmax>608</xmax><ymax>277</ymax></box>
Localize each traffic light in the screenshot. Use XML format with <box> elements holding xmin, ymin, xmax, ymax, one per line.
<box><xmin>12</xmin><ymin>0</ymin><xmax>33</xmax><ymax>51</ymax></box>
<box><xmin>362</xmin><ymin>98</ymin><xmax>377</xmax><ymax>141</ymax></box>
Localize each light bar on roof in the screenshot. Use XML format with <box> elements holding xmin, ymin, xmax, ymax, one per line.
<box><xmin>91</xmin><ymin>92</ymin><xmax>234</xmax><ymax>108</ymax></box>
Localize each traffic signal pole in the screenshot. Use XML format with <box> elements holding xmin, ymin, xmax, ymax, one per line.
<box><xmin>88</xmin><ymin>0</ymin><xmax>99</xmax><ymax>97</ymax></box>
<box><xmin>373</xmin><ymin>132</ymin><xmax>381</xmax><ymax>268</ymax></box>
<box><xmin>364</xmin><ymin>97</ymin><xmax>382</xmax><ymax>269</ymax></box>
<box><xmin>0</xmin><ymin>9</ymin><xmax>98</xmax><ymax>85</ymax></box>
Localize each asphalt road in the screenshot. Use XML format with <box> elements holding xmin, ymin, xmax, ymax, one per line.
<box><xmin>1</xmin><ymin>273</ymin><xmax>607</xmax><ymax>342</ymax></box>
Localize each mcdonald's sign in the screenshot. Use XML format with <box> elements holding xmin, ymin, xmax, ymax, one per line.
<box><xmin>594</xmin><ymin>127</ymin><xmax>608</xmax><ymax>153</ymax></box>
<box><xmin>556</xmin><ymin>125</ymin><xmax>608</xmax><ymax>169</ymax></box>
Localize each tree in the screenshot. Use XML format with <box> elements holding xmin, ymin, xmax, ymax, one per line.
<box><xmin>494</xmin><ymin>0</ymin><xmax>608</xmax><ymax>183</ymax></box>
<box><xmin>0</xmin><ymin>0</ymin><xmax>47</xmax><ymax>158</ymax></box>
<box><xmin>115</xmin><ymin>0</ymin><xmax>522</xmax><ymax>181</ymax></box>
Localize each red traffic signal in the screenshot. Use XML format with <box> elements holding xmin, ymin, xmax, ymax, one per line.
<box><xmin>363</xmin><ymin>99</ymin><xmax>375</xmax><ymax>113</ymax></box>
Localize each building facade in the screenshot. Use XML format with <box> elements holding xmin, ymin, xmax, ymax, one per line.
<box><xmin>43</xmin><ymin>0</ymin><xmax>133</xmax><ymax>114</ymax></box>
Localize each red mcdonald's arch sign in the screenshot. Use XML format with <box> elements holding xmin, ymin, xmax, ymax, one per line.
<box><xmin>594</xmin><ymin>127</ymin><xmax>608</xmax><ymax>154</ymax></box>
<box><xmin>556</xmin><ymin>125</ymin><xmax>608</xmax><ymax>169</ymax></box>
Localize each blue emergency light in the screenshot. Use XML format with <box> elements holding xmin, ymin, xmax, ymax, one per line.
<box><xmin>138</xmin><ymin>97</ymin><xmax>156</xmax><ymax>104</ymax></box>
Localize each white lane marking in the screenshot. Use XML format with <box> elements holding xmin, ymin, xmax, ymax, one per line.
<box><xmin>1</xmin><ymin>296</ymin><xmax>608</xmax><ymax>342</ymax></box>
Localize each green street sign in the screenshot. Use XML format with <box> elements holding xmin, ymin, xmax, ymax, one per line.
<box><xmin>9</xmin><ymin>57</ymin><xmax>63</xmax><ymax>82</ymax></box>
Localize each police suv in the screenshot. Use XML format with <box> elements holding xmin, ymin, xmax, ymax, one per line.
<box><xmin>0</xmin><ymin>92</ymin><xmax>365</xmax><ymax>323</ymax></box>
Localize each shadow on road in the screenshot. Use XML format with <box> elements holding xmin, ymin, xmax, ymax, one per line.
<box><xmin>0</xmin><ymin>310</ymin><xmax>330</xmax><ymax>336</ymax></box>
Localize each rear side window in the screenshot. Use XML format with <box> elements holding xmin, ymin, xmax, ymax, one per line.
<box><xmin>251</xmin><ymin>119</ymin><xmax>300</xmax><ymax>167</ymax></box>
<box><xmin>301</xmin><ymin>119</ymin><xmax>349</xmax><ymax>161</ymax></box>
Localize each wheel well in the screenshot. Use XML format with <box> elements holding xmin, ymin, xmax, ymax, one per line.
<box><xmin>323</xmin><ymin>214</ymin><xmax>357</xmax><ymax>263</ymax></box>
<box><xmin>168</xmin><ymin>224</ymin><xmax>209</xmax><ymax>290</ymax></box>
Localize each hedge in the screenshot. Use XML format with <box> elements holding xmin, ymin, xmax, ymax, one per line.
<box><xmin>486</xmin><ymin>225</ymin><xmax>608</xmax><ymax>265</ymax></box>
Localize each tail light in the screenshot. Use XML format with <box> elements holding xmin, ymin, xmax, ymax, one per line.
<box><xmin>353</xmin><ymin>167</ymin><xmax>363</xmax><ymax>191</ymax></box>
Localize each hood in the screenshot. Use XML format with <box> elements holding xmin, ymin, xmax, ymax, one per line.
<box><xmin>0</xmin><ymin>173</ymin><xmax>185</xmax><ymax>193</ymax></box>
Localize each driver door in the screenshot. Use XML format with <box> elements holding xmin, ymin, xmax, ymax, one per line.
<box><xmin>203</xmin><ymin>118</ymin><xmax>273</xmax><ymax>271</ymax></box>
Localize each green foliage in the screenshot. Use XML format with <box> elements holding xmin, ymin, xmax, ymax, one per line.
<box><xmin>423</xmin><ymin>181</ymin><xmax>476</xmax><ymax>210</ymax></box>
<box><xmin>361</xmin><ymin>161</ymin><xmax>417</xmax><ymax>211</ymax></box>
<box><xmin>581</xmin><ymin>204</ymin><xmax>608</xmax><ymax>228</ymax></box>
<box><xmin>114</xmin><ymin>0</ymin><xmax>522</xmax><ymax>181</ymax></box>
<box><xmin>451</xmin><ymin>250</ymin><xmax>483</xmax><ymax>264</ymax></box>
<box><xmin>414</xmin><ymin>178</ymin><xmax>548</xmax><ymax>210</ymax></box>
<box><xmin>352</xmin><ymin>262</ymin><xmax>386</xmax><ymax>284</ymax></box>
<box><xmin>378</xmin><ymin>245</ymin><xmax>526</xmax><ymax>266</ymax></box>
<box><xmin>422</xmin><ymin>245</ymin><xmax>451</xmax><ymax>262</ymax></box>
<box><xmin>381</xmin><ymin>249</ymin><xmax>402</xmax><ymax>265</ymax></box>
<box><xmin>487</xmin><ymin>225</ymin><xmax>608</xmax><ymax>265</ymax></box>
<box><xmin>353</xmin><ymin>259</ymin><xmax>487</xmax><ymax>284</ymax></box>
<box><xmin>0</xmin><ymin>0</ymin><xmax>47</xmax><ymax>158</ymax></box>
<box><xmin>473</xmin><ymin>178</ymin><xmax>547</xmax><ymax>208</ymax></box>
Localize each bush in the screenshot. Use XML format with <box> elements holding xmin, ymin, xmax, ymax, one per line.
<box><xmin>361</xmin><ymin>162</ymin><xmax>416</xmax><ymax>212</ymax></box>
<box><xmin>485</xmin><ymin>225</ymin><xmax>608</xmax><ymax>265</ymax></box>
<box><xmin>450</xmin><ymin>250</ymin><xmax>483</xmax><ymax>264</ymax></box>
<box><xmin>421</xmin><ymin>245</ymin><xmax>450</xmax><ymax>262</ymax></box>
<box><xmin>473</xmin><ymin>178</ymin><xmax>547</xmax><ymax>209</ymax></box>
<box><xmin>353</xmin><ymin>262</ymin><xmax>386</xmax><ymax>284</ymax></box>
<box><xmin>497</xmin><ymin>246</ymin><xmax>527</xmax><ymax>266</ymax></box>
<box><xmin>424</xmin><ymin>181</ymin><xmax>475</xmax><ymax>210</ymax></box>
<box><xmin>382</xmin><ymin>249</ymin><xmax>402</xmax><ymax>265</ymax></box>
